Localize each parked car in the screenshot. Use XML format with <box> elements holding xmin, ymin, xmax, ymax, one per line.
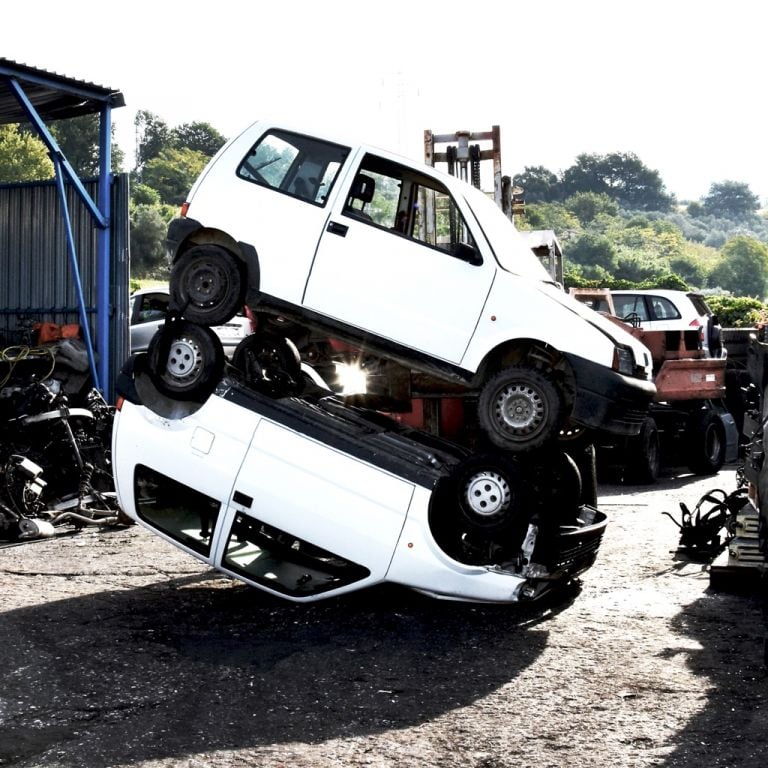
<box><xmin>111</xmin><ymin>355</ymin><xmax>608</xmax><ymax>603</ymax></box>
<box><xmin>130</xmin><ymin>287</ymin><xmax>254</xmax><ymax>356</ymax></box>
<box><xmin>156</xmin><ymin>119</ymin><xmax>655</xmax><ymax>452</ymax></box>
<box><xmin>610</xmin><ymin>290</ymin><xmax>724</xmax><ymax>358</ymax></box>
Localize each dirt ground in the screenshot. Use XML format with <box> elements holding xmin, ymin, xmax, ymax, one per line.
<box><xmin>1</xmin><ymin>464</ymin><xmax>767</xmax><ymax>768</ymax></box>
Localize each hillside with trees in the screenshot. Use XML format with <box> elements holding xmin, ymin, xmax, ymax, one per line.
<box><xmin>2</xmin><ymin>116</ymin><xmax>768</xmax><ymax>323</ymax></box>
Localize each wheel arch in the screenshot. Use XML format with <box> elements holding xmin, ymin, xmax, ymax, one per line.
<box><xmin>472</xmin><ymin>338</ymin><xmax>576</xmax><ymax>407</ymax></box>
<box><xmin>172</xmin><ymin>223</ymin><xmax>260</xmax><ymax>297</ymax></box>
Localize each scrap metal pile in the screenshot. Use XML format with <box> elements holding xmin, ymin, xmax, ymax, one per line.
<box><xmin>0</xmin><ymin>337</ymin><xmax>124</xmax><ymax>543</ymax></box>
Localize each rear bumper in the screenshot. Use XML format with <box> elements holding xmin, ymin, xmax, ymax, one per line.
<box><xmin>567</xmin><ymin>352</ymin><xmax>656</xmax><ymax>437</ymax></box>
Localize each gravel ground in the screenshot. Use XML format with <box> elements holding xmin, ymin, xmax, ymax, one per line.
<box><xmin>1</xmin><ymin>465</ymin><xmax>766</xmax><ymax>768</ymax></box>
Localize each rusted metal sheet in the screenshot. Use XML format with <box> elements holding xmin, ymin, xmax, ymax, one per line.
<box><xmin>653</xmin><ymin>358</ymin><xmax>726</xmax><ymax>401</ymax></box>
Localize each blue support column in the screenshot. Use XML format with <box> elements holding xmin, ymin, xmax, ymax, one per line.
<box><xmin>52</xmin><ymin>157</ymin><xmax>100</xmax><ymax>390</ymax></box>
<box><xmin>97</xmin><ymin>106</ymin><xmax>113</xmax><ymax>395</ymax></box>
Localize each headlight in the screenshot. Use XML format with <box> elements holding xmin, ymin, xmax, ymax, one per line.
<box><xmin>612</xmin><ymin>345</ymin><xmax>635</xmax><ymax>376</ymax></box>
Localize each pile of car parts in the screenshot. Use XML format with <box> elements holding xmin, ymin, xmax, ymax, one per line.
<box><xmin>0</xmin><ymin>338</ymin><xmax>124</xmax><ymax>544</ymax></box>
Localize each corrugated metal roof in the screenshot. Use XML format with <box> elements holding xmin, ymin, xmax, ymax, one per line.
<box><xmin>0</xmin><ymin>58</ymin><xmax>125</xmax><ymax>125</ymax></box>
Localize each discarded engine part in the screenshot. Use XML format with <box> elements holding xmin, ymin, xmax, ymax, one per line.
<box><xmin>663</xmin><ymin>487</ymin><xmax>748</xmax><ymax>559</ymax></box>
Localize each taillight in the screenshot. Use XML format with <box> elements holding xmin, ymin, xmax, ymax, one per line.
<box><xmin>180</xmin><ymin>201</ymin><xmax>190</xmax><ymax>217</ymax></box>
<box><xmin>115</xmin><ymin>395</ymin><xmax>125</xmax><ymax>411</ymax></box>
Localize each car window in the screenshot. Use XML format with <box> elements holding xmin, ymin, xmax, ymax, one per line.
<box><xmin>648</xmin><ymin>296</ymin><xmax>681</xmax><ymax>321</ymax></box>
<box><xmin>613</xmin><ymin>295</ymin><xmax>649</xmax><ymax>321</ymax></box>
<box><xmin>343</xmin><ymin>153</ymin><xmax>477</xmax><ymax>257</ymax></box>
<box><xmin>688</xmin><ymin>294</ymin><xmax>712</xmax><ymax>316</ymax></box>
<box><xmin>134</xmin><ymin>292</ymin><xmax>169</xmax><ymax>324</ymax></box>
<box><xmin>237</xmin><ymin>129</ymin><xmax>350</xmax><ymax>206</ymax></box>
<box><xmin>134</xmin><ymin>465</ymin><xmax>220</xmax><ymax>556</ymax></box>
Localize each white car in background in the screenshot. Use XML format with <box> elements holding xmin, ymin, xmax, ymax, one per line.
<box><xmin>129</xmin><ymin>287</ymin><xmax>254</xmax><ymax>356</ymax></box>
<box><xmin>610</xmin><ymin>290</ymin><xmax>724</xmax><ymax>358</ymax></box>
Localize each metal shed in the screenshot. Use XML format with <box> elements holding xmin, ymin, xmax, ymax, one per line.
<box><xmin>0</xmin><ymin>58</ymin><xmax>129</xmax><ymax>399</ymax></box>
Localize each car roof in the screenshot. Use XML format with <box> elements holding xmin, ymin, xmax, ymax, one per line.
<box><xmin>130</xmin><ymin>286</ymin><xmax>169</xmax><ymax>297</ymax></box>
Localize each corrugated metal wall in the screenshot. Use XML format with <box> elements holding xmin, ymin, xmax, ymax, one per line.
<box><xmin>0</xmin><ymin>173</ymin><xmax>130</xmax><ymax>398</ymax></box>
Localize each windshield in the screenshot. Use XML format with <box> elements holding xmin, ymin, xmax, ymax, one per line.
<box><xmin>461</xmin><ymin>183</ymin><xmax>554</xmax><ymax>282</ymax></box>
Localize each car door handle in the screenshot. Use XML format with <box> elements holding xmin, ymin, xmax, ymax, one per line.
<box><xmin>327</xmin><ymin>221</ymin><xmax>348</xmax><ymax>237</ymax></box>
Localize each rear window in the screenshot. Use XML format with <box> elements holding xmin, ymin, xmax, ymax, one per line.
<box><xmin>688</xmin><ymin>294</ymin><xmax>712</xmax><ymax>316</ymax></box>
<box><xmin>237</xmin><ymin>129</ymin><xmax>350</xmax><ymax>206</ymax></box>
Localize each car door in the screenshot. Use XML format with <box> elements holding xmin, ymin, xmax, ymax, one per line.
<box><xmin>214</xmin><ymin>418</ymin><xmax>415</xmax><ymax>598</ymax></box>
<box><xmin>302</xmin><ymin>153</ymin><xmax>495</xmax><ymax>364</ymax></box>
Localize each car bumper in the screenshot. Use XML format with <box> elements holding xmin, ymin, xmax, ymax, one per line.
<box><xmin>566</xmin><ymin>352</ymin><xmax>656</xmax><ymax>437</ymax></box>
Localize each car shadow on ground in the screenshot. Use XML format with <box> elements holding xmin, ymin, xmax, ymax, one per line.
<box><xmin>1</xmin><ymin>574</ymin><xmax>582</xmax><ymax>767</ymax></box>
<box><xmin>660</xmin><ymin>579</ymin><xmax>768</xmax><ymax>767</ymax></box>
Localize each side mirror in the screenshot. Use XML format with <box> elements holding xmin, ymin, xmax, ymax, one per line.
<box><xmin>454</xmin><ymin>242</ymin><xmax>483</xmax><ymax>266</ymax></box>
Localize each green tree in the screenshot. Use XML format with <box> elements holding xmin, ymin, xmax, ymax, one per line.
<box><xmin>134</xmin><ymin>110</ymin><xmax>172</xmax><ymax>174</ymax></box>
<box><xmin>520</xmin><ymin>202</ymin><xmax>580</xmax><ymax>234</ymax></box>
<box><xmin>0</xmin><ymin>124</ymin><xmax>53</xmax><ymax>182</ymax></box>
<box><xmin>561</xmin><ymin>152</ymin><xmax>673</xmax><ymax>211</ymax></box>
<box><xmin>567</xmin><ymin>232</ymin><xmax>619</xmax><ymax>275</ymax></box>
<box><xmin>513</xmin><ymin>165</ymin><xmax>560</xmax><ymax>202</ymax></box>
<box><xmin>130</xmin><ymin>203</ymin><xmax>171</xmax><ymax>277</ymax></box>
<box><xmin>701</xmin><ymin>180</ymin><xmax>760</xmax><ymax>219</ymax></box>
<box><xmin>172</xmin><ymin>122</ymin><xmax>227</xmax><ymax>157</ymax></box>
<box><xmin>564</xmin><ymin>191</ymin><xmax>618</xmax><ymax>225</ymax></box>
<box><xmin>142</xmin><ymin>146</ymin><xmax>208</xmax><ymax>206</ymax></box>
<box><xmin>708</xmin><ymin>235</ymin><xmax>768</xmax><ymax>298</ymax></box>
<box><xmin>50</xmin><ymin>114</ymin><xmax>125</xmax><ymax>176</ymax></box>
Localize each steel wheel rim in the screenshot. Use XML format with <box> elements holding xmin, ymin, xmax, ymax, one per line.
<box><xmin>187</xmin><ymin>260</ymin><xmax>230</xmax><ymax>307</ymax></box>
<box><xmin>163</xmin><ymin>337</ymin><xmax>203</xmax><ymax>385</ymax></box>
<box><xmin>494</xmin><ymin>382</ymin><xmax>546</xmax><ymax>436</ymax></box>
<box><xmin>464</xmin><ymin>470</ymin><xmax>511</xmax><ymax>519</ymax></box>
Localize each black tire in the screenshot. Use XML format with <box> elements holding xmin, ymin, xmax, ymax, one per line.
<box><xmin>624</xmin><ymin>417</ymin><xmax>660</xmax><ymax>484</ymax></box>
<box><xmin>708</xmin><ymin>317</ymin><xmax>723</xmax><ymax>358</ymax></box>
<box><xmin>231</xmin><ymin>332</ymin><xmax>303</xmax><ymax>396</ymax></box>
<box><xmin>478</xmin><ymin>365</ymin><xmax>566</xmax><ymax>452</ymax></box>
<box><xmin>147</xmin><ymin>321</ymin><xmax>224</xmax><ymax>401</ymax></box>
<box><xmin>517</xmin><ymin>448</ymin><xmax>584</xmax><ymax>521</ymax></box>
<box><xmin>441</xmin><ymin>452</ymin><xmax>529</xmax><ymax>537</ymax></box>
<box><xmin>170</xmin><ymin>245</ymin><xmax>244</xmax><ymax>326</ymax></box>
<box><xmin>687</xmin><ymin>409</ymin><xmax>726</xmax><ymax>475</ymax></box>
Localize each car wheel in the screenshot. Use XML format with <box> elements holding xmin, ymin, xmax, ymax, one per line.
<box><xmin>687</xmin><ymin>409</ymin><xmax>725</xmax><ymax>475</ymax></box>
<box><xmin>442</xmin><ymin>452</ymin><xmax>529</xmax><ymax>537</ymax></box>
<box><xmin>232</xmin><ymin>332</ymin><xmax>304</xmax><ymax>396</ymax></box>
<box><xmin>147</xmin><ymin>320</ymin><xmax>224</xmax><ymax>401</ymax></box>
<box><xmin>170</xmin><ymin>245</ymin><xmax>244</xmax><ymax>327</ymax></box>
<box><xmin>625</xmin><ymin>416</ymin><xmax>660</xmax><ymax>484</ymax></box>
<box><xmin>478</xmin><ymin>365</ymin><xmax>566</xmax><ymax>451</ymax></box>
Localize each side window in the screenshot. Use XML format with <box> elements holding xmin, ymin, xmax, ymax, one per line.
<box><xmin>237</xmin><ymin>129</ymin><xmax>350</xmax><ymax>206</ymax></box>
<box><xmin>343</xmin><ymin>154</ymin><xmax>477</xmax><ymax>258</ymax></box>
<box><xmin>650</xmin><ymin>297</ymin><xmax>681</xmax><ymax>321</ymax></box>
<box><xmin>613</xmin><ymin>295</ymin><xmax>650</xmax><ymax>321</ymax></box>
<box><xmin>134</xmin><ymin>465</ymin><xmax>220</xmax><ymax>556</ymax></box>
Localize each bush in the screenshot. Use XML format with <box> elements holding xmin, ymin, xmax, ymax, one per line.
<box><xmin>706</xmin><ymin>295</ymin><xmax>768</xmax><ymax>327</ymax></box>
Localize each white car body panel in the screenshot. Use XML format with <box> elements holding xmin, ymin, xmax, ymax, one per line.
<box><xmin>217</xmin><ymin>418</ymin><xmax>414</xmax><ymax>582</ymax></box>
<box><xmin>304</xmin><ymin>213</ymin><xmax>495</xmax><ymax>363</ymax></box>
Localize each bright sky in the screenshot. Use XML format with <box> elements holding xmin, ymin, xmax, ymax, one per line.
<box><xmin>4</xmin><ymin>0</ymin><xmax>766</xmax><ymax>203</ymax></box>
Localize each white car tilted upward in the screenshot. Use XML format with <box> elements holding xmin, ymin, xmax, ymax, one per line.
<box><xmin>150</xmin><ymin>119</ymin><xmax>655</xmax><ymax>452</ymax></box>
